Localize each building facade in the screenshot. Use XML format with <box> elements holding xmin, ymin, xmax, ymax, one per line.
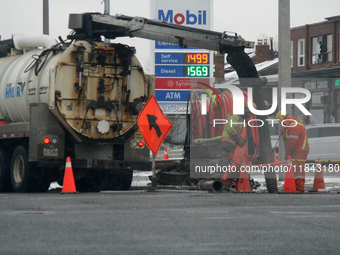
<box><xmin>290</xmin><ymin>15</ymin><xmax>340</xmax><ymax>123</ymax></box>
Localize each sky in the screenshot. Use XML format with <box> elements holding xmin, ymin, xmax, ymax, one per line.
<box><xmin>1</xmin><ymin>0</ymin><xmax>340</xmax><ymax>70</ymax></box>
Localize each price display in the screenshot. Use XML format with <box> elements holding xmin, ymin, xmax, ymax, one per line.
<box><xmin>184</xmin><ymin>66</ymin><xmax>209</xmax><ymax>77</ymax></box>
<box><xmin>184</xmin><ymin>53</ymin><xmax>209</xmax><ymax>64</ymax></box>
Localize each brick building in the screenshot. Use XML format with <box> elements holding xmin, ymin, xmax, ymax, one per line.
<box><xmin>290</xmin><ymin>15</ymin><xmax>340</xmax><ymax>123</ymax></box>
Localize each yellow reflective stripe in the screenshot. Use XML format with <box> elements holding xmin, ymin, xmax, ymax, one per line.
<box><xmin>286</xmin><ymin>122</ymin><xmax>307</xmax><ymax>150</ymax></box>
<box><xmin>291</xmin><ymin>159</ymin><xmax>306</xmax><ymax>162</ymax></box>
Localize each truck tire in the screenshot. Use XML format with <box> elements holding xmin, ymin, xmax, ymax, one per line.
<box><xmin>0</xmin><ymin>148</ymin><xmax>13</xmax><ymax>192</ymax></box>
<box><xmin>106</xmin><ymin>170</ymin><xmax>133</xmax><ymax>190</ymax></box>
<box><xmin>10</xmin><ymin>145</ymin><xmax>49</xmax><ymax>192</ymax></box>
<box><xmin>11</xmin><ymin>146</ymin><xmax>32</xmax><ymax>192</ymax></box>
<box><xmin>10</xmin><ymin>146</ymin><xmax>50</xmax><ymax>192</ymax></box>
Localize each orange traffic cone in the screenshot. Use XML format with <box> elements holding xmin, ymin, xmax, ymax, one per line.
<box><xmin>236</xmin><ymin>170</ymin><xmax>251</xmax><ymax>192</ymax></box>
<box><xmin>163</xmin><ymin>148</ymin><xmax>169</xmax><ymax>160</ymax></box>
<box><xmin>61</xmin><ymin>157</ymin><xmax>77</xmax><ymax>194</ymax></box>
<box><xmin>312</xmin><ymin>164</ymin><xmax>325</xmax><ymax>191</ymax></box>
<box><xmin>283</xmin><ymin>156</ymin><xmax>297</xmax><ymax>193</ymax></box>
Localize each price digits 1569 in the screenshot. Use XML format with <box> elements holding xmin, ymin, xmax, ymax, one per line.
<box><xmin>185</xmin><ymin>66</ymin><xmax>209</xmax><ymax>77</ymax></box>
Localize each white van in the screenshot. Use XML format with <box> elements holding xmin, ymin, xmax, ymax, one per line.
<box><xmin>305</xmin><ymin>123</ymin><xmax>340</xmax><ymax>161</ymax></box>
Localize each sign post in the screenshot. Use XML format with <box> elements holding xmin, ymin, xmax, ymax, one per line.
<box><xmin>137</xmin><ymin>95</ymin><xmax>173</xmax><ymax>191</ymax></box>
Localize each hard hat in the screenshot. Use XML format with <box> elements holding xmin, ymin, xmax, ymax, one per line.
<box><xmin>276</xmin><ymin>111</ymin><xmax>286</xmax><ymax>123</ymax></box>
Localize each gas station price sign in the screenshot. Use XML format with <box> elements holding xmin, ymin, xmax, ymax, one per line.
<box><xmin>183</xmin><ymin>53</ymin><xmax>209</xmax><ymax>64</ymax></box>
<box><xmin>184</xmin><ymin>66</ymin><xmax>209</xmax><ymax>77</ymax></box>
<box><xmin>155</xmin><ymin>52</ymin><xmax>210</xmax><ymax>65</ymax></box>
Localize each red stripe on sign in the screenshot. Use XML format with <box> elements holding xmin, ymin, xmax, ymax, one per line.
<box><xmin>5</xmin><ymin>134</ymin><xmax>11</xmax><ymax>137</ymax></box>
<box><xmin>155</xmin><ymin>78</ymin><xmax>210</xmax><ymax>90</ymax></box>
<box><xmin>14</xmin><ymin>134</ymin><xmax>20</xmax><ymax>137</ymax></box>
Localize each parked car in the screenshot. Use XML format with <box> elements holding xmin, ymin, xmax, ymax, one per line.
<box><xmin>305</xmin><ymin>123</ymin><xmax>340</xmax><ymax>161</ymax></box>
<box><xmin>268</xmin><ymin>122</ymin><xmax>340</xmax><ymax>162</ymax></box>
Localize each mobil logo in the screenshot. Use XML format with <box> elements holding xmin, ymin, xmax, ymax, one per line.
<box><xmin>158</xmin><ymin>9</ymin><xmax>207</xmax><ymax>25</ymax></box>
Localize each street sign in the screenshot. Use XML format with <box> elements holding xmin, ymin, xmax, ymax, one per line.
<box><xmin>155</xmin><ymin>90</ymin><xmax>190</xmax><ymax>102</ymax></box>
<box><xmin>137</xmin><ymin>95</ymin><xmax>173</xmax><ymax>156</ymax></box>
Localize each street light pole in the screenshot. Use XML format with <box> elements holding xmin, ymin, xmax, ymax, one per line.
<box><xmin>43</xmin><ymin>0</ymin><xmax>49</xmax><ymax>35</ymax></box>
<box><xmin>278</xmin><ymin>0</ymin><xmax>291</xmax><ymax>180</ymax></box>
<box><xmin>103</xmin><ymin>0</ymin><xmax>110</xmax><ymax>43</ymax></box>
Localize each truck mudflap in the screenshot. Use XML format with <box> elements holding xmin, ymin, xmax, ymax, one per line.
<box><xmin>38</xmin><ymin>158</ymin><xmax>151</xmax><ymax>171</ymax></box>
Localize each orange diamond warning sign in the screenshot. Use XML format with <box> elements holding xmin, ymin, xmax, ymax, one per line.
<box><xmin>137</xmin><ymin>95</ymin><xmax>173</xmax><ymax>157</ymax></box>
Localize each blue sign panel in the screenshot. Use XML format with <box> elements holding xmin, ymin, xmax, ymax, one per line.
<box><xmin>159</xmin><ymin>102</ymin><xmax>191</xmax><ymax>114</ymax></box>
<box><xmin>155</xmin><ymin>90</ymin><xmax>190</xmax><ymax>102</ymax></box>
<box><xmin>155</xmin><ymin>65</ymin><xmax>183</xmax><ymax>77</ymax></box>
<box><xmin>155</xmin><ymin>53</ymin><xmax>183</xmax><ymax>65</ymax></box>
<box><xmin>155</xmin><ymin>41</ymin><xmax>196</xmax><ymax>50</ymax></box>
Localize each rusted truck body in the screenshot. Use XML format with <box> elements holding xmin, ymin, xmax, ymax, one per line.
<box><xmin>0</xmin><ymin>35</ymin><xmax>153</xmax><ymax>192</ymax></box>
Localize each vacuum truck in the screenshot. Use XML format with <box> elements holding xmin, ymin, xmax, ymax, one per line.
<box><xmin>0</xmin><ymin>12</ymin><xmax>277</xmax><ymax>193</ymax></box>
<box><xmin>0</xmin><ymin>34</ymin><xmax>153</xmax><ymax>192</ymax></box>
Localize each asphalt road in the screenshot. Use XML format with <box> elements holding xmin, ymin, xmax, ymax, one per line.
<box><xmin>1</xmin><ymin>191</ymin><xmax>340</xmax><ymax>255</ymax></box>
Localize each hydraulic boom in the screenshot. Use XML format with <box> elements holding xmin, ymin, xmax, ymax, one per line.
<box><xmin>68</xmin><ymin>12</ymin><xmax>277</xmax><ymax>193</ymax></box>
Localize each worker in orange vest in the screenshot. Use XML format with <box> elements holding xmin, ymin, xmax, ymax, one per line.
<box><xmin>276</xmin><ymin>111</ymin><xmax>310</xmax><ymax>192</ymax></box>
<box><xmin>194</xmin><ymin>103</ymin><xmax>257</xmax><ymax>191</ymax></box>
<box><xmin>220</xmin><ymin>104</ymin><xmax>256</xmax><ymax>190</ymax></box>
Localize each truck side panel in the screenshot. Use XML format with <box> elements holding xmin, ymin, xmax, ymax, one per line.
<box><xmin>29</xmin><ymin>103</ymin><xmax>65</xmax><ymax>161</ymax></box>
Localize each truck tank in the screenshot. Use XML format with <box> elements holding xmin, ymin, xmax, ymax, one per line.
<box><xmin>0</xmin><ymin>35</ymin><xmax>151</xmax><ymax>139</ymax></box>
<box><xmin>0</xmin><ymin>35</ymin><xmax>153</xmax><ymax>192</ymax></box>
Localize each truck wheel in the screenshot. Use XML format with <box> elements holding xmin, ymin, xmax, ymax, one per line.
<box><xmin>10</xmin><ymin>146</ymin><xmax>51</xmax><ymax>192</ymax></box>
<box><xmin>107</xmin><ymin>170</ymin><xmax>133</xmax><ymax>190</ymax></box>
<box><xmin>0</xmin><ymin>148</ymin><xmax>13</xmax><ymax>192</ymax></box>
<box><xmin>10</xmin><ymin>146</ymin><xmax>38</xmax><ymax>192</ymax></box>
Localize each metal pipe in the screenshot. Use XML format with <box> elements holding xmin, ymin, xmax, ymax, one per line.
<box><xmin>198</xmin><ymin>180</ymin><xmax>224</xmax><ymax>193</ymax></box>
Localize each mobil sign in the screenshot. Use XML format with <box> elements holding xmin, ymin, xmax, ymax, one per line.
<box><xmin>154</xmin><ymin>0</ymin><xmax>211</xmax><ymax>30</ymax></box>
<box><xmin>158</xmin><ymin>10</ymin><xmax>207</xmax><ymax>26</ymax></box>
<box><xmin>154</xmin><ymin>0</ymin><xmax>211</xmax><ymax>49</ymax></box>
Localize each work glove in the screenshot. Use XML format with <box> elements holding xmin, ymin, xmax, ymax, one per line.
<box><xmin>237</xmin><ymin>138</ymin><xmax>247</xmax><ymax>147</ymax></box>
<box><xmin>230</xmin><ymin>132</ymin><xmax>247</xmax><ymax>147</ymax></box>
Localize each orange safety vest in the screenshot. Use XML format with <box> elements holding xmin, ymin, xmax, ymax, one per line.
<box><xmin>281</xmin><ymin>116</ymin><xmax>309</xmax><ymax>159</ymax></box>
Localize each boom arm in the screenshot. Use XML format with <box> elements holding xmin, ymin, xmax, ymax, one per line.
<box><xmin>67</xmin><ymin>12</ymin><xmax>277</xmax><ymax>193</ymax></box>
<box><xmin>68</xmin><ymin>13</ymin><xmax>254</xmax><ymax>54</ymax></box>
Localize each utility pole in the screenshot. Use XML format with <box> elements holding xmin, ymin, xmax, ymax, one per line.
<box><xmin>43</xmin><ymin>0</ymin><xmax>49</xmax><ymax>35</ymax></box>
<box><xmin>278</xmin><ymin>0</ymin><xmax>291</xmax><ymax>180</ymax></box>
<box><xmin>103</xmin><ymin>0</ymin><xmax>110</xmax><ymax>42</ymax></box>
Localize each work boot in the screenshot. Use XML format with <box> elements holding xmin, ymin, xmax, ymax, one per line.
<box><xmin>295</xmin><ymin>178</ymin><xmax>305</xmax><ymax>193</ymax></box>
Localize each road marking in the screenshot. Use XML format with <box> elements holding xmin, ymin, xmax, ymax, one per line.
<box><xmin>202</xmin><ymin>217</ymin><xmax>240</xmax><ymax>220</ymax></box>
<box><xmin>270</xmin><ymin>211</ymin><xmax>312</xmax><ymax>214</ymax></box>
<box><xmin>288</xmin><ymin>215</ymin><xmax>337</xmax><ymax>218</ymax></box>
<box><xmin>139</xmin><ymin>218</ymin><xmax>168</xmax><ymax>221</ymax></box>
<box><xmin>187</xmin><ymin>211</ymin><xmax>228</xmax><ymax>213</ymax></box>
